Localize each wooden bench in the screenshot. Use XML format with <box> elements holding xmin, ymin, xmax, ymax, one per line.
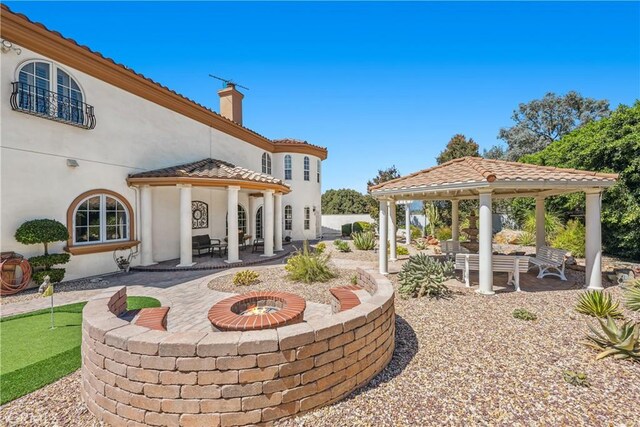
<box><xmin>329</xmin><ymin>286</ymin><xmax>361</xmax><ymax>312</ymax></box>
<box><xmin>455</xmin><ymin>253</ymin><xmax>530</xmax><ymax>291</ymax></box>
<box><xmin>529</xmin><ymin>245</ymin><xmax>568</xmax><ymax>281</ymax></box>
<box><xmin>134</xmin><ymin>307</ymin><xmax>170</xmax><ymax>331</ymax></box>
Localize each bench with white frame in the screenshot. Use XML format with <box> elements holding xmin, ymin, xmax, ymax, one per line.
<box><xmin>455</xmin><ymin>253</ymin><xmax>530</xmax><ymax>291</ymax></box>
<box><xmin>529</xmin><ymin>245</ymin><xmax>568</xmax><ymax>281</ymax></box>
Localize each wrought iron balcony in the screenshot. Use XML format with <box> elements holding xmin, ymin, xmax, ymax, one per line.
<box><xmin>10</xmin><ymin>82</ymin><xmax>96</xmax><ymax>129</ymax></box>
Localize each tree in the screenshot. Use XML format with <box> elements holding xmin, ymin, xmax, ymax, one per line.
<box><xmin>321</xmin><ymin>189</ymin><xmax>372</xmax><ymax>215</ymax></box>
<box><xmin>522</xmin><ymin>101</ymin><xmax>640</xmax><ymax>259</ymax></box>
<box><xmin>366</xmin><ymin>166</ymin><xmax>405</xmax><ymax>224</ymax></box>
<box><xmin>483</xmin><ymin>144</ymin><xmax>506</xmax><ymax>160</ymax></box>
<box><xmin>436</xmin><ymin>134</ymin><xmax>480</xmax><ymax>164</ymax></box>
<box><xmin>15</xmin><ymin>219</ymin><xmax>71</xmax><ymax>283</ymax></box>
<box><xmin>499</xmin><ymin>91</ymin><xmax>610</xmax><ymax>160</ymax></box>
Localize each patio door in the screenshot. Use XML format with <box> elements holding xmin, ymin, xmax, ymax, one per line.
<box><xmin>256</xmin><ymin>207</ymin><xmax>263</xmax><ymax>239</ymax></box>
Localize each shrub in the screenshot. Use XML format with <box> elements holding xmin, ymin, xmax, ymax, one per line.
<box><xmin>623</xmin><ymin>280</ymin><xmax>640</xmax><ymax>312</ymax></box>
<box><xmin>341</xmin><ymin>223</ymin><xmax>352</xmax><ymax>237</ymax></box>
<box><xmin>335</xmin><ymin>240</ymin><xmax>351</xmax><ymax>252</ymax></box>
<box><xmin>285</xmin><ymin>241</ymin><xmax>336</xmax><ymax>283</ymax></box>
<box><xmin>398</xmin><ymin>253</ymin><xmax>454</xmax><ymax>299</ymax></box>
<box><xmin>233</xmin><ymin>270</ymin><xmax>260</xmax><ymax>286</ymax></box>
<box><xmin>414</xmin><ymin>238</ymin><xmax>429</xmax><ymax>250</ymax></box>
<box><xmin>512</xmin><ymin>308</ymin><xmax>537</xmax><ymax>321</ymax></box>
<box><xmin>352</xmin><ymin>221</ymin><xmax>372</xmax><ymax>233</ymax></box>
<box><xmin>575</xmin><ymin>290</ymin><xmax>623</xmax><ymax>318</ymax></box>
<box><xmin>583</xmin><ymin>316</ymin><xmax>640</xmax><ymax>361</ymax></box>
<box><xmin>15</xmin><ymin>219</ymin><xmax>71</xmax><ymax>283</ymax></box>
<box><xmin>563</xmin><ymin>371</ymin><xmax>590</xmax><ymax>387</ymax></box>
<box><xmin>315</xmin><ymin>242</ymin><xmax>326</xmax><ymax>254</ymax></box>
<box><xmin>333</xmin><ymin>239</ymin><xmax>343</xmax><ymax>247</ymax></box>
<box><xmin>523</xmin><ymin>210</ymin><xmax>563</xmax><ymax>241</ymax></box>
<box><xmin>552</xmin><ymin>219</ymin><xmax>585</xmax><ymax>257</ymax></box>
<box><xmin>396</xmin><ymin>246</ymin><xmax>409</xmax><ymax>256</ymax></box>
<box><xmin>352</xmin><ymin>231</ymin><xmax>376</xmax><ymax>250</ymax></box>
<box><xmin>435</xmin><ymin>226</ymin><xmax>452</xmax><ymax>241</ymax></box>
<box><xmin>410</xmin><ymin>225</ymin><xmax>423</xmax><ymax>240</ymax></box>
<box><xmin>517</xmin><ymin>231</ymin><xmax>535</xmax><ymax>246</ymax></box>
<box><xmin>350</xmin><ymin>274</ymin><xmax>358</xmax><ymax>285</ymax></box>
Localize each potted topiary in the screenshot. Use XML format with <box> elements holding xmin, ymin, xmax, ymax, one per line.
<box><xmin>14</xmin><ymin>219</ymin><xmax>71</xmax><ymax>284</ymax></box>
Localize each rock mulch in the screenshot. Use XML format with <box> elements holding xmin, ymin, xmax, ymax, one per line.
<box><xmin>207</xmin><ymin>266</ymin><xmax>357</xmax><ymax>305</ymax></box>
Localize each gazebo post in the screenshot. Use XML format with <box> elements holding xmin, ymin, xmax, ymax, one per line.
<box><xmin>585</xmin><ymin>189</ymin><xmax>603</xmax><ymax>290</ymax></box>
<box><xmin>535</xmin><ymin>196</ymin><xmax>545</xmax><ymax>252</ymax></box>
<box><xmin>451</xmin><ymin>199</ymin><xmax>460</xmax><ymax>242</ymax></box>
<box><xmin>378</xmin><ymin>199</ymin><xmax>389</xmax><ymax>275</ymax></box>
<box><xmin>477</xmin><ymin>190</ymin><xmax>494</xmax><ymax>295</ymax></box>
<box><xmin>405</xmin><ymin>201</ymin><xmax>411</xmax><ymax>245</ymax></box>
<box><xmin>389</xmin><ymin>201</ymin><xmax>397</xmax><ymax>261</ymax></box>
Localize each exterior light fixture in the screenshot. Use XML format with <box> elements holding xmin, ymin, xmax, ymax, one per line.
<box><xmin>66</xmin><ymin>159</ymin><xmax>79</xmax><ymax>168</ymax></box>
<box><xmin>1</xmin><ymin>39</ymin><xmax>21</xmax><ymax>55</ymax></box>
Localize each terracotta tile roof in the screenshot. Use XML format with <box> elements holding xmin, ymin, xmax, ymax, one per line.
<box><xmin>0</xmin><ymin>5</ymin><xmax>327</xmax><ymax>159</ymax></box>
<box><xmin>129</xmin><ymin>158</ymin><xmax>288</xmax><ymax>186</ymax></box>
<box><xmin>273</xmin><ymin>138</ymin><xmax>327</xmax><ymax>152</ymax></box>
<box><xmin>369</xmin><ymin>157</ymin><xmax>618</xmax><ymax>193</ymax></box>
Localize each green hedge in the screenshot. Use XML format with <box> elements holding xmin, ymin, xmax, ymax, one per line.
<box><xmin>341</xmin><ymin>223</ymin><xmax>352</xmax><ymax>237</ymax></box>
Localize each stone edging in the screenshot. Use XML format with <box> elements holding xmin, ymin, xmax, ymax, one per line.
<box><xmin>81</xmin><ymin>267</ymin><xmax>395</xmax><ymax>426</ymax></box>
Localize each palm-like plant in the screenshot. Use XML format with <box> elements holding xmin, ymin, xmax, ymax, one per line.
<box><xmin>351</xmin><ymin>231</ymin><xmax>376</xmax><ymax>250</ymax></box>
<box><xmin>575</xmin><ymin>290</ymin><xmax>623</xmax><ymax>318</ymax></box>
<box><xmin>583</xmin><ymin>316</ymin><xmax>640</xmax><ymax>361</ymax></box>
<box><xmin>623</xmin><ymin>280</ymin><xmax>640</xmax><ymax>312</ymax></box>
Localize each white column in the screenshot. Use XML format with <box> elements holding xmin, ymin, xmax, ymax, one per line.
<box><xmin>451</xmin><ymin>200</ymin><xmax>460</xmax><ymax>242</ymax></box>
<box><xmin>177</xmin><ymin>184</ymin><xmax>195</xmax><ymax>267</ymax></box>
<box><xmin>388</xmin><ymin>201</ymin><xmax>397</xmax><ymax>261</ymax></box>
<box><xmin>139</xmin><ymin>185</ymin><xmax>155</xmax><ymax>266</ymax></box>
<box><xmin>378</xmin><ymin>199</ymin><xmax>389</xmax><ymax>275</ymax></box>
<box><xmin>248</xmin><ymin>196</ymin><xmax>258</xmax><ymax>239</ymax></box>
<box><xmin>262</xmin><ymin>190</ymin><xmax>274</xmax><ymax>256</ymax></box>
<box><xmin>478</xmin><ymin>190</ymin><xmax>494</xmax><ymax>295</ymax></box>
<box><xmin>274</xmin><ymin>193</ymin><xmax>283</xmax><ymax>251</ymax></box>
<box><xmin>585</xmin><ymin>190</ymin><xmax>603</xmax><ymax>290</ymax></box>
<box><xmin>535</xmin><ymin>196</ymin><xmax>546</xmax><ymax>251</ymax></box>
<box><xmin>405</xmin><ymin>201</ymin><xmax>411</xmax><ymax>245</ymax></box>
<box><xmin>226</xmin><ymin>186</ymin><xmax>241</xmax><ymax>263</ymax></box>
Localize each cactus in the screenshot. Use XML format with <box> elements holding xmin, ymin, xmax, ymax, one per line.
<box><xmin>583</xmin><ymin>316</ymin><xmax>640</xmax><ymax>362</ymax></box>
<box><xmin>398</xmin><ymin>253</ymin><xmax>454</xmax><ymax>299</ymax></box>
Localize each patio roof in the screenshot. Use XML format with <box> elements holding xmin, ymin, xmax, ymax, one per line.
<box><xmin>369</xmin><ymin>157</ymin><xmax>618</xmax><ymax>200</ymax></box>
<box><xmin>127</xmin><ymin>158</ymin><xmax>291</xmax><ymax>193</ymax></box>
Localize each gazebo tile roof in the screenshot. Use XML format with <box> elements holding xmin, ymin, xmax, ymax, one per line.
<box><xmin>369</xmin><ymin>157</ymin><xmax>617</xmax><ymax>193</ymax></box>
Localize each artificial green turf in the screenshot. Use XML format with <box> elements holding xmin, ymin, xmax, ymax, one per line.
<box><xmin>0</xmin><ymin>296</ymin><xmax>160</xmax><ymax>404</ymax></box>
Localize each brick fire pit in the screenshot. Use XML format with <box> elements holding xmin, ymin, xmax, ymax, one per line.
<box><xmin>208</xmin><ymin>291</ymin><xmax>306</xmax><ymax>331</ymax></box>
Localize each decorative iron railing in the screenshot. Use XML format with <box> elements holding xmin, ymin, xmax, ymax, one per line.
<box><xmin>10</xmin><ymin>82</ymin><xmax>96</xmax><ymax>129</ymax></box>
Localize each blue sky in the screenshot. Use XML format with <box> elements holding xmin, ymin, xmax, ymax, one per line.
<box><xmin>7</xmin><ymin>1</ymin><xmax>639</xmax><ymax>193</ymax></box>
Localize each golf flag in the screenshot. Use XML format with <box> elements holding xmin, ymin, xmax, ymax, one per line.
<box><xmin>42</xmin><ymin>283</ymin><xmax>53</xmax><ymax>297</ymax></box>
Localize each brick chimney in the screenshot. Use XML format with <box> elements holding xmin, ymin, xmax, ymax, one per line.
<box><xmin>218</xmin><ymin>83</ymin><xmax>244</xmax><ymax>125</ymax></box>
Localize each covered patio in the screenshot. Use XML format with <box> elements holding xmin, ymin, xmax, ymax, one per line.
<box><xmin>369</xmin><ymin>157</ymin><xmax>618</xmax><ymax>294</ymax></box>
<box><xmin>127</xmin><ymin>158</ymin><xmax>290</xmax><ymax>267</ymax></box>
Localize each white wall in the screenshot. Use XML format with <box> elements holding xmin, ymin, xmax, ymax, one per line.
<box><xmin>0</xmin><ymin>45</ymin><xmax>323</xmax><ymax>280</ymax></box>
<box><xmin>321</xmin><ymin>214</ymin><xmax>374</xmax><ymax>237</ymax></box>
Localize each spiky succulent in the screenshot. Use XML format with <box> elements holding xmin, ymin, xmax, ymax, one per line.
<box><xmin>232</xmin><ymin>270</ymin><xmax>260</xmax><ymax>286</ymax></box>
<box><xmin>398</xmin><ymin>253</ymin><xmax>454</xmax><ymax>299</ymax></box>
<box><xmin>512</xmin><ymin>308</ymin><xmax>537</xmax><ymax>321</ymax></box>
<box><xmin>623</xmin><ymin>280</ymin><xmax>640</xmax><ymax>312</ymax></box>
<box><xmin>351</xmin><ymin>231</ymin><xmax>376</xmax><ymax>250</ymax></box>
<box><xmin>575</xmin><ymin>290</ymin><xmax>623</xmax><ymax>319</ymax></box>
<box><xmin>583</xmin><ymin>316</ymin><xmax>640</xmax><ymax>362</ymax></box>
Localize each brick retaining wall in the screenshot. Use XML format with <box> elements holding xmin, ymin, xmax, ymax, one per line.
<box><xmin>81</xmin><ymin>267</ymin><xmax>395</xmax><ymax>426</ymax></box>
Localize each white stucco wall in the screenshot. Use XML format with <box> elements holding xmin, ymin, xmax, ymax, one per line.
<box><xmin>321</xmin><ymin>214</ymin><xmax>375</xmax><ymax>237</ymax></box>
<box><xmin>0</xmin><ymin>45</ymin><xmax>323</xmax><ymax>280</ymax></box>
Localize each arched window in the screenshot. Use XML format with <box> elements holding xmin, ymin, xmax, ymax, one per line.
<box><xmin>226</xmin><ymin>205</ymin><xmax>247</xmax><ymax>235</ymax></box>
<box><xmin>284</xmin><ymin>155</ymin><xmax>292</xmax><ymax>180</ymax></box>
<box><xmin>304</xmin><ymin>206</ymin><xmax>311</xmax><ymax>230</ymax></box>
<box><xmin>303</xmin><ymin>156</ymin><xmax>310</xmax><ymax>181</ymax></box>
<box><xmin>16</xmin><ymin>61</ymin><xmax>85</xmax><ymax>125</ymax></box>
<box><xmin>284</xmin><ymin>205</ymin><xmax>293</xmax><ymax>231</ymax></box>
<box><xmin>72</xmin><ymin>191</ymin><xmax>131</xmax><ymax>245</ymax></box>
<box><xmin>262</xmin><ymin>153</ymin><xmax>272</xmax><ymax>175</ymax></box>
<box><xmin>316</xmin><ymin>159</ymin><xmax>321</xmax><ymax>183</ymax></box>
<box><xmin>256</xmin><ymin>206</ymin><xmax>264</xmax><ymax>239</ymax></box>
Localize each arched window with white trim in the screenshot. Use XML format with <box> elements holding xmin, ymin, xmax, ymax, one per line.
<box><xmin>284</xmin><ymin>155</ymin><xmax>292</xmax><ymax>180</ymax></box>
<box><xmin>303</xmin><ymin>156</ymin><xmax>310</xmax><ymax>181</ymax></box>
<box><xmin>73</xmin><ymin>193</ymin><xmax>130</xmax><ymax>244</ymax></box>
<box><xmin>284</xmin><ymin>205</ymin><xmax>293</xmax><ymax>231</ymax></box>
<box><xmin>226</xmin><ymin>205</ymin><xmax>248</xmax><ymax>235</ymax></box>
<box><xmin>262</xmin><ymin>153</ymin><xmax>272</xmax><ymax>175</ymax></box>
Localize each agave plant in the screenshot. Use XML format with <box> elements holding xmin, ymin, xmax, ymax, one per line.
<box><xmin>398</xmin><ymin>253</ymin><xmax>454</xmax><ymax>299</ymax></box>
<box><xmin>575</xmin><ymin>290</ymin><xmax>623</xmax><ymax>319</ymax></box>
<box><xmin>351</xmin><ymin>231</ymin><xmax>376</xmax><ymax>250</ymax></box>
<box><xmin>623</xmin><ymin>280</ymin><xmax>640</xmax><ymax>312</ymax></box>
<box><xmin>583</xmin><ymin>316</ymin><xmax>640</xmax><ymax>361</ymax></box>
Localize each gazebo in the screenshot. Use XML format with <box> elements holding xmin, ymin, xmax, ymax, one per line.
<box><xmin>369</xmin><ymin>157</ymin><xmax>618</xmax><ymax>294</ymax></box>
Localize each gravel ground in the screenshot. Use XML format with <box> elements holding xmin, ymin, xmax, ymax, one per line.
<box><xmin>207</xmin><ymin>266</ymin><xmax>357</xmax><ymax>305</ymax></box>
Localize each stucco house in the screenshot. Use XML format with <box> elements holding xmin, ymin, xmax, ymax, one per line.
<box><xmin>0</xmin><ymin>6</ymin><xmax>327</xmax><ymax>280</ymax></box>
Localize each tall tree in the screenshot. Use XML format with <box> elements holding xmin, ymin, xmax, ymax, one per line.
<box><xmin>482</xmin><ymin>144</ymin><xmax>506</xmax><ymax>160</ymax></box>
<box><xmin>499</xmin><ymin>91</ymin><xmax>610</xmax><ymax>160</ymax></box>
<box><xmin>436</xmin><ymin>134</ymin><xmax>480</xmax><ymax>164</ymax></box>
<box><xmin>367</xmin><ymin>165</ymin><xmax>401</xmax><ymax>188</ymax></box>
<box><xmin>321</xmin><ymin>189</ymin><xmax>372</xmax><ymax>215</ymax></box>
<box><xmin>366</xmin><ymin>166</ymin><xmax>404</xmax><ymax>224</ymax></box>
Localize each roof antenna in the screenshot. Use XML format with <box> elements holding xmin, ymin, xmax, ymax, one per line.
<box><xmin>208</xmin><ymin>74</ymin><xmax>250</xmax><ymax>91</ymax></box>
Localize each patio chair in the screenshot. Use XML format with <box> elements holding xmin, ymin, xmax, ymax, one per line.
<box><xmin>192</xmin><ymin>235</ymin><xmax>221</xmax><ymax>257</ymax></box>
<box><xmin>252</xmin><ymin>238</ymin><xmax>264</xmax><ymax>253</ymax></box>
